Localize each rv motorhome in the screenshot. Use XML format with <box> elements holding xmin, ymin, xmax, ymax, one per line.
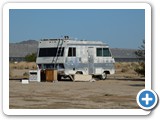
<box><xmin>36</xmin><ymin>36</ymin><xmax>115</xmax><ymax>80</ymax></box>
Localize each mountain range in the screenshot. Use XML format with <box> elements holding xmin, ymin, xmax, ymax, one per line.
<box><xmin>9</xmin><ymin>40</ymin><xmax>139</xmax><ymax>61</ymax></box>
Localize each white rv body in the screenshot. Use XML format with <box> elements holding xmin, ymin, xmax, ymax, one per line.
<box><xmin>36</xmin><ymin>36</ymin><xmax>115</xmax><ymax>79</ymax></box>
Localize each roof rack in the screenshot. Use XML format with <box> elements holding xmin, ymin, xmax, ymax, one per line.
<box><xmin>41</xmin><ymin>36</ymin><xmax>70</xmax><ymax>41</ymax></box>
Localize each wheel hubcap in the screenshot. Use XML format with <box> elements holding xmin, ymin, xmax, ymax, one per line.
<box><xmin>102</xmin><ymin>73</ymin><xmax>106</xmax><ymax>79</ymax></box>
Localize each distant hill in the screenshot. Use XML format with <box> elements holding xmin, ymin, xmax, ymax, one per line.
<box><xmin>9</xmin><ymin>40</ymin><xmax>38</xmax><ymax>57</ymax></box>
<box><xmin>18</xmin><ymin>40</ymin><xmax>38</xmax><ymax>44</ymax></box>
<box><xmin>9</xmin><ymin>40</ymin><xmax>139</xmax><ymax>62</ymax></box>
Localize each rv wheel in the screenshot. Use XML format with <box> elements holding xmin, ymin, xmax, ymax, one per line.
<box><xmin>100</xmin><ymin>72</ymin><xmax>107</xmax><ymax>80</ymax></box>
<box><xmin>58</xmin><ymin>75</ymin><xmax>61</xmax><ymax>81</ymax></box>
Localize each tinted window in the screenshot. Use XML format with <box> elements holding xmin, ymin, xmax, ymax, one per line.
<box><xmin>96</xmin><ymin>48</ymin><xmax>111</xmax><ymax>57</ymax></box>
<box><xmin>39</xmin><ymin>47</ymin><xmax>64</xmax><ymax>57</ymax></box>
<box><xmin>96</xmin><ymin>48</ymin><xmax>102</xmax><ymax>56</ymax></box>
<box><xmin>73</xmin><ymin>48</ymin><xmax>76</xmax><ymax>56</ymax></box>
<box><xmin>68</xmin><ymin>47</ymin><xmax>76</xmax><ymax>57</ymax></box>
<box><xmin>103</xmin><ymin>48</ymin><xmax>111</xmax><ymax>57</ymax></box>
<box><xmin>68</xmin><ymin>48</ymin><xmax>72</xmax><ymax>57</ymax></box>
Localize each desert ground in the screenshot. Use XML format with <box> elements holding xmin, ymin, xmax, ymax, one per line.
<box><xmin>9</xmin><ymin>62</ymin><xmax>145</xmax><ymax>109</ymax></box>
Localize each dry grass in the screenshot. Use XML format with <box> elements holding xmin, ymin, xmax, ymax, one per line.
<box><xmin>9</xmin><ymin>62</ymin><xmax>37</xmax><ymax>78</ymax></box>
<box><xmin>115</xmin><ymin>62</ymin><xmax>139</xmax><ymax>74</ymax></box>
<box><xmin>115</xmin><ymin>62</ymin><xmax>139</xmax><ymax>70</ymax></box>
<box><xmin>10</xmin><ymin>62</ymin><xmax>37</xmax><ymax>70</ymax></box>
<box><xmin>9</xmin><ymin>62</ymin><xmax>142</xmax><ymax>79</ymax></box>
<box><xmin>108</xmin><ymin>62</ymin><xmax>144</xmax><ymax>79</ymax></box>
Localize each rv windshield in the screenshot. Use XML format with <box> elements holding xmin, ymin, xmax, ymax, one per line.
<box><xmin>38</xmin><ymin>47</ymin><xmax>64</xmax><ymax>57</ymax></box>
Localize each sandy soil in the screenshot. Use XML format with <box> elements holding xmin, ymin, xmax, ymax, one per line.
<box><xmin>9</xmin><ymin>79</ymin><xmax>144</xmax><ymax>109</ymax></box>
<box><xmin>9</xmin><ymin>62</ymin><xmax>145</xmax><ymax>109</ymax></box>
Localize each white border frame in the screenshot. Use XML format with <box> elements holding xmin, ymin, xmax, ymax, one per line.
<box><xmin>3</xmin><ymin>3</ymin><xmax>151</xmax><ymax>115</ymax></box>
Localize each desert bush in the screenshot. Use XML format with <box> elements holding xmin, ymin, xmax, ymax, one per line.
<box><xmin>131</xmin><ymin>62</ymin><xmax>138</xmax><ymax>68</ymax></box>
<box><xmin>23</xmin><ymin>72</ymin><xmax>29</xmax><ymax>77</ymax></box>
<box><xmin>121</xmin><ymin>67</ymin><xmax>129</xmax><ymax>73</ymax></box>
<box><xmin>32</xmin><ymin>65</ymin><xmax>36</xmax><ymax>69</ymax></box>
<box><xmin>134</xmin><ymin>62</ymin><xmax>145</xmax><ymax>76</ymax></box>
<box><xmin>24</xmin><ymin>53</ymin><xmax>36</xmax><ymax>62</ymax></box>
<box><xmin>134</xmin><ymin>40</ymin><xmax>145</xmax><ymax>76</ymax></box>
<box><xmin>115</xmin><ymin>63</ymin><xmax>122</xmax><ymax>69</ymax></box>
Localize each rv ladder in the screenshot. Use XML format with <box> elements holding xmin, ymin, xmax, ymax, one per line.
<box><xmin>52</xmin><ymin>39</ymin><xmax>64</xmax><ymax>69</ymax></box>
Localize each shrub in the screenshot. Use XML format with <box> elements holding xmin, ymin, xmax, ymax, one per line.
<box><xmin>121</xmin><ymin>68</ymin><xmax>129</xmax><ymax>73</ymax></box>
<box><xmin>23</xmin><ymin>72</ymin><xmax>29</xmax><ymax>77</ymax></box>
<box><xmin>134</xmin><ymin>62</ymin><xmax>145</xmax><ymax>76</ymax></box>
<box><xmin>134</xmin><ymin>40</ymin><xmax>145</xmax><ymax>76</ymax></box>
<box><xmin>24</xmin><ymin>53</ymin><xmax>37</xmax><ymax>62</ymax></box>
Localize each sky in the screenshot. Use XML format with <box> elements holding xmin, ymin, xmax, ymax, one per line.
<box><xmin>9</xmin><ymin>9</ymin><xmax>145</xmax><ymax>49</ymax></box>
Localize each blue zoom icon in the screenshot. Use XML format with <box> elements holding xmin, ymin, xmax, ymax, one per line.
<box><xmin>137</xmin><ymin>89</ymin><xmax>158</xmax><ymax>110</ymax></box>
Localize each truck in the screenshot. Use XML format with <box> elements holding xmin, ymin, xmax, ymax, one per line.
<box><xmin>36</xmin><ymin>36</ymin><xmax>115</xmax><ymax>80</ymax></box>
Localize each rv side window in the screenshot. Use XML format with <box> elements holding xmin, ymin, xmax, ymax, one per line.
<box><xmin>39</xmin><ymin>48</ymin><xmax>64</xmax><ymax>57</ymax></box>
<box><xmin>96</xmin><ymin>48</ymin><xmax>111</xmax><ymax>57</ymax></box>
<box><xmin>68</xmin><ymin>47</ymin><xmax>76</xmax><ymax>57</ymax></box>
<box><xmin>96</xmin><ymin>48</ymin><xmax>102</xmax><ymax>56</ymax></box>
<box><xmin>103</xmin><ymin>48</ymin><xmax>111</xmax><ymax>57</ymax></box>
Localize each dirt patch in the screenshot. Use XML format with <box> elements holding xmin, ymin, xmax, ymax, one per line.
<box><xmin>9</xmin><ymin>80</ymin><xmax>144</xmax><ymax>109</ymax></box>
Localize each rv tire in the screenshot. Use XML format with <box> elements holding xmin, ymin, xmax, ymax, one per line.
<box><xmin>100</xmin><ymin>72</ymin><xmax>107</xmax><ymax>80</ymax></box>
<box><xmin>58</xmin><ymin>75</ymin><xmax>61</xmax><ymax>81</ymax></box>
<box><xmin>76</xmin><ymin>71</ymin><xmax>83</xmax><ymax>74</ymax></box>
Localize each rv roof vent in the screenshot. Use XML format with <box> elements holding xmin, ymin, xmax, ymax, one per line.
<box><xmin>64</xmin><ymin>36</ymin><xmax>69</xmax><ymax>39</ymax></box>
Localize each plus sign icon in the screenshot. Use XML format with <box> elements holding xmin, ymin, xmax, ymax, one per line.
<box><xmin>137</xmin><ymin>89</ymin><xmax>158</xmax><ymax>110</ymax></box>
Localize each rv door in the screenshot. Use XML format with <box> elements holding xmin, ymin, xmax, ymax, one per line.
<box><xmin>88</xmin><ymin>47</ymin><xmax>94</xmax><ymax>74</ymax></box>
